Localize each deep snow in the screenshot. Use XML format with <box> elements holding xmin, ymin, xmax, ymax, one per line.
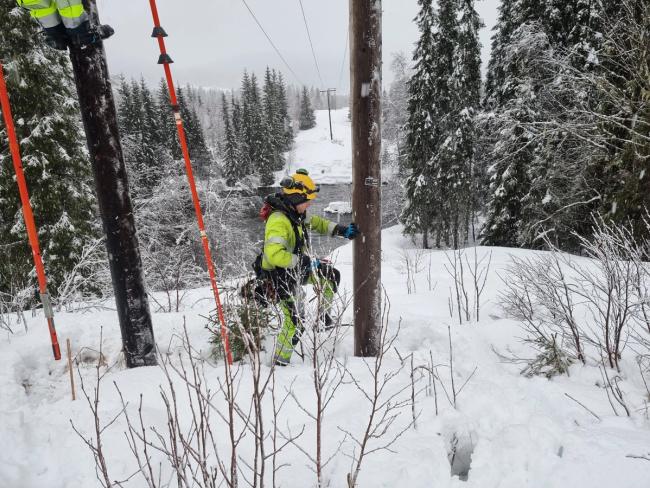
<box><xmin>1</xmin><ymin>227</ymin><xmax>650</xmax><ymax>488</ymax></box>
<box><xmin>2</xmin><ymin>109</ymin><xmax>650</xmax><ymax>487</ymax></box>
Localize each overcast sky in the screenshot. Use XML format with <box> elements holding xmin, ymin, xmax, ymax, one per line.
<box><xmin>97</xmin><ymin>0</ymin><xmax>500</xmax><ymax>92</ymax></box>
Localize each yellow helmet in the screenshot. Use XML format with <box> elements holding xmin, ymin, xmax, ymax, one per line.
<box><xmin>281</xmin><ymin>168</ymin><xmax>320</xmax><ymax>201</ymax></box>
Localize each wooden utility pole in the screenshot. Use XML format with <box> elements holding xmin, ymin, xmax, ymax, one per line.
<box><xmin>68</xmin><ymin>1</ymin><xmax>157</xmax><ymax>368</ymax></box>
<box><xmin>350</xmin><ymin>0</ymin><xmax>382</xmax><ymax>357</ymax></box>
<box><xmin>320</xmin><ymin>88</ymin><xmax>336</xmax><ymax>141</ymax></box>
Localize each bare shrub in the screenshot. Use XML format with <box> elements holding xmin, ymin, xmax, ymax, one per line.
<box><xmin>70</xmin><ymin>328</ymin><xmax>124</xmax><ymax>488</ymax></box>
<box><xmin>400</xmin><ymin>249</ymin><xmax>425</xmax><ymax>295</ymax></box>
<box><xmin>339</xmin><ymin>297</ymin><xmax>414</xmax><ymax>488</ymax></box>
<box><xmin>501</xmin><ymin>216</ymin><xmax>650</xmax><ymax>375</ymax></box>
<box><xmin>445</xmin><ymin>248</ymin><xmax>492</xmax><ymax>324</ymax></box>
<box><xmin>500</xmin><ymin>251</ymin><xmax>586</xmax><ymax>369</ymax></box>
<box><xmin>286</xmin><ymin>276</ymin><xmax>351</xmax><ymax>488</ymax></box>
<box><xmin>0</xmin><ymin>282</ymin><xmax>31</xmax><ymax>333</ymax></box>
<box><xmin>55</xmin><ymin>237</ymin><xmax>113</xmax><ymax>312</ymax></box>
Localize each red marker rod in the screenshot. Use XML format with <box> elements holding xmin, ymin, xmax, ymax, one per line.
<box><xmin>147</xmin><ymin>0</ymin><xmax>233</xmax><ymax>364</ymax></box>
<box><xmin>0</xmin><ymin>62</ymin><xmax>61</xmax><ymax>360</ymax></box>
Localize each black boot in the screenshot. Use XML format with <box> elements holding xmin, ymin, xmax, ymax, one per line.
<box><xmin>67</xmin><ymin>21</ymin><xmax>114</xmax><ymax>47</ymax></box>
<box><xmin>42</xmin><ymin>24</ymin><xmax>68</xmax><ymax>51</ymax></box>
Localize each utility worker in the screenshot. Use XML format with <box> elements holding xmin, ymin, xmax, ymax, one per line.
<box><xmin>16</xmin><ymin>0</ymin><xmax>114</xmax><ymax>50</ymax></box>
<box><xmin>258</xmin><ymin>169</ymin><xmax>359</xmax><ymax>366</ymax></box>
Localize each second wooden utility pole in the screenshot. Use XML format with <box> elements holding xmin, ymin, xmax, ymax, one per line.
<box><xmin>320</xmin><ymin>88</ymin><xmax>336</xmax><ymax>141</ymax></box>
<box><xmin>350</xmin><ymin>0</ymin><xmax>382</xmax><ymax>357</ymax></box>
<box><xmin>68</xmin><ymin>1</ymin><xmax>157</xmax><ymax>368</ymax></box>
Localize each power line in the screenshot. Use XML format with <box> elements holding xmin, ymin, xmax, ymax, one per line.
<box><xmin>337</xmin><ymin>27</ymin><xmax>349</xmax><ymax>92</ymax></box>
<box><xmin>297</xmin><ymin>0</ymin><xmax>324</xmax><ymax>88</ymax></box>
<box><xmin>239</xmin><ymin>0</ymin><xmax>304</xmax><ymax>86</ymax></box>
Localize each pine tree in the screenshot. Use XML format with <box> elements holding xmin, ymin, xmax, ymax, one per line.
<box><xmin>0</xmin><ymin>1</ymin><xmax>95</xmax><ymax>294</ymax></box>
<box><xmin>299</xmin><ymin>86</ymin><xmax>316</xmax><ymax>130</ymax></box>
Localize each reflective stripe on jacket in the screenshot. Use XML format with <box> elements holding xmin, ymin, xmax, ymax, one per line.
<box><xmin>262</xmin><ymin>212</ymin><xmax>337</xmax><ymax>270</ymax></box>
<box><xmin>17</xmin><ymin>0</ymin><xmax>87</xmax><ymax>29</ymax></box>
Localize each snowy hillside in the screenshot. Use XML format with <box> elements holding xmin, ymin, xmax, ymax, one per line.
<box><xmin>282</xmin><ymin>109</ymin><xmax>352</xmax><ymax>185</ymax></box>
<box><xmin>1</xmin><ymin>226</ymin><xmax>650</xmax><ymax>488</ymax></box>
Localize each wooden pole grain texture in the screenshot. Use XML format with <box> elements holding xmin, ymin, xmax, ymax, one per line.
<box><xmin>350</xmin><ymin>0</ymin><xmax>382</xmax><ymax>357</ymax></box>
<box><xmin>68</xmin><ymin>0</ymin><xmax>157</xmax><ymax>368</ymax></box>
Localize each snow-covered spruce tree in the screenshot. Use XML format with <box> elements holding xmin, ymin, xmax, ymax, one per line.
<box><xmin>402</xmin><ymin>0</ymin><xmax>481</xmax><ymax>248</ymax></box>
<box><xmin>156</xmin><ymin>77</ymin><xmax>182</xmax><ymax>161</ymax></box>
<box><xmin>592</xmin><ymin>1</ymin><xmax>650</xmax><ymax>242</ymax></box>
<box><xmin>512</xmin><ymin>0</ymin><xmax>609</xmax><ymax>249</ymax></box>
<box><xmin>242</xmin><ymin>72</ymin><xmax>274</xmax><ymax>185</ymax></box>
<box><xmin>177</xmin><ymin>86</ymin><xmax>213</xmax><ymax>179</ymax></box>
<box><xmin>0</xmin><ymin>1</ymin><xmax>96</xmax><ymax>295</ymax></box>
<box><xmin>480</xmin><ymin>0</ymin><xmax>546</xmax><ymax>247</ymax></box>
<box><xmin>401</xmin><ymin>0</ymin><xmax>438</xmax><ymax>248</ymax></box>
<box><xmin>220</xmin><ymin>93</ymin><xmax>243</xmax><ymax>186</ymax></box>
<box><xmin>116</xmin><ymin>76</ymin><xmax>138</xmax><ymax>137</ymax></box>
<box><xmin>263</xmin><ymin>67</ymin><xmax>285</xmax><ymax>172</ymax></box>
<box><xmin>452</xmin><ymin>0</ymin><xmax>483</xmax><ymax>243</ymax></box>
<box><xmin>384</xmin><ymin>51</ymin><xmax>410</xmax><ymax>172</ymax></box>
<box><xmin>481</xmin><ymin>0</ymin><xmax>622</xmax><ymax>249</ymax></box>
<box><xmin>275</xmin><ymin>72</ymin><xmax>294</xmax><ymax>150</ymax></box>
<box><xmin>299</xmin><ymin>86</ymin><xmax>316</xmax><ymax>130</ymax></box>
<box><xmin>426</xmin><ymin>0</ymin><xmax>462</xmax><ymax>247</ymax></box>
<box><xmin>116</xmin><ymin>77</ymin><xmax>170</xmax><ymax>199</ymax></box>
<box><xmin>230</xmin><ymin>92</ymin><xmax>251</xmax><ymax>177</ymax></box>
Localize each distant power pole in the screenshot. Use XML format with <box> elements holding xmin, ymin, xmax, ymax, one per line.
<box><xmin>320</xmin><ymin>88</ymin><xmax>336</xmax><ymax>141</ymax></box>
<box><xmin>68</xmin><ymin>0</ymin><xmax>157</xmax><ymax>368</ymax></box>
<box><xmin>350</xmin><ymin>0</ymin><xmax>382</xmax><ymax>357</ymax></box>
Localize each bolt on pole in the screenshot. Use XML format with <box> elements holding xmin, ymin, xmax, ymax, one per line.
<box><xmin>350</xmin><ymin>0</ymin><xmax>382</xmax><ymax>357</ymax></box>
<box><xmin>68</xmin><ymin>0</ymin><xmax>157</xmax><ymax>368</ymax></box>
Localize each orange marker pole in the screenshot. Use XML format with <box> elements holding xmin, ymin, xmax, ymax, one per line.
<box><xmin>0</xmin><ymin>62</ymin><xmax>61</xmax><ymax>360</ymax></box>
<box><xmin>147</xmin><ymin>0</ymin><xmax>232</xmax><ymax>364</ymax></box>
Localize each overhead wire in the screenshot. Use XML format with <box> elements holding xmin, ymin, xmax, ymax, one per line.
<box><xmin>239</xmin><ymin>0</ymin><xmax>304</xmax><ymax>86</ymax></box>
<box><xmin>337</xmin><ymin>27</ymin><xmax>349</xmax><ymax>93</ymax></box>
<box><xmin>297</xmin><ymin>0</ymin><xmax>325</xmax><ymax>88</ymax></box>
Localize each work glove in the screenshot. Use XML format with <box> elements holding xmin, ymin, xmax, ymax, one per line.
<box><xmin>334</xmin><ymin>223</ymin><xmax>360</xmax><ymax>240</ymax></box>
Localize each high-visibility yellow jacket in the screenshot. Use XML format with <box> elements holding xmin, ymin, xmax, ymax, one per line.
<box><xmin>262</xmin><ymin>210</ymin><xmax>336</xmax><ymax>271</ymax></box>
<box><xmin>17</xmin><ymin>0</ymin><xmax>87</xmax><ymax>29</ymax></box>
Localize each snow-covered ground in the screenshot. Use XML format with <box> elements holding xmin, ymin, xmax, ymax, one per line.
<box><xmin>2</xmin><ymin>226</ymin><xmax>650</xmax><ymax>488</ymax></box>
<box><xmin>1</xmin><ymin>101</ymin><xmax>647</xmax><ymax>488</ymax></box>
<box><xmin>280</xmin><ymin>109</ymin><xmax>352</xmax><ymax>185</ymax></box>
